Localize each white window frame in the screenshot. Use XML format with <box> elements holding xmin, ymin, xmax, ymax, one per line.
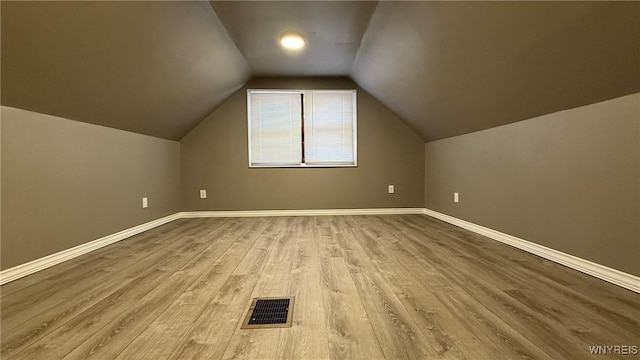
<box><xmin>247</xmin><ymin>89</ymin><xmax>358</xmax><ymax>168</ymax></box>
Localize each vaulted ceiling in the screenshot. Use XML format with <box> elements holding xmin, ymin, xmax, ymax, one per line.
<box><xmin>2</xmin><ymin>1</ymin><xmax>639</xmax><ymax>141</ymax></box>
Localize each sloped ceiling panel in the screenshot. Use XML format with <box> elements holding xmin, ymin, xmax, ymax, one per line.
<box><xmin>1</xmin><ymin>1</ymin><xmax>251</xmax><ymax>140</ymax></box>
<box><xmin>211</xmin><ymin>0</ymin><xmax>378</xmax><ymax>76</ymax></box>
<box><xmin>3</xmin><ymin>1</ymin><xmax>639</xmax><ymax>142</ymax></box>
<box><xmin>351</xmin><ymin>2</ymin><xmax>640</xmax><ymax>141</ymax></box>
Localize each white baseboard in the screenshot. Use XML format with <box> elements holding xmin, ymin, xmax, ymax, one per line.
<box><xmin>3</xmin><ymin>208</ymin><xmax>637</xmax><ymax>294</ymax></box>
<box><xmin>0</xmin><ymin>213</ymin><xmax>182</xmax><ymax>285</ymax></box>
<box><xmin>423</xmin><ymin>209</ymin><xmax>640</xmax><ymax>294</ymax></box>
<box><xmin>0</xmin><ymin>208</ymin><xmax>421</xmax><ymax>285</ymax></box>
<box><xmin>180</xmin><ymin>207</ymin><xmax>425</xmax><ymax>218</ymax></box>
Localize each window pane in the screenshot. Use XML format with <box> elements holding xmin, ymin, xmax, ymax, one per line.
<box><xmin>249</xmin><ymin>92</ymin><xmax>302</xmax><ymax>166</ymax></box>
<box><xmin>304</xmin><ymin>90</ymin><xmax>356</xmax><ymax>165</ymax></box>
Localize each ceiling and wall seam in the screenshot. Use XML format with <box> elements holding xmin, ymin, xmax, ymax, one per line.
<box><xmin>349</xmin><ymin>0</ymin><xmax>381</xmax><ymax>77</ymax></box>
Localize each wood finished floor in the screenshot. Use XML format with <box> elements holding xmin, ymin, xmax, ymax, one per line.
<box><xmin>1</xmin><ymin>215</ymin><xmax>639</xmax><ymax>360</ymax></box>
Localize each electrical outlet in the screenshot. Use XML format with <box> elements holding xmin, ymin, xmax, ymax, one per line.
<box><xmin>454</xmin><ymin>192</ymin><xmax>459</xmax><ymax>203</ymax></box>
<box><xmin>388</xmin><ymin>185</ymin><xmax>395</xmax><ymax>194</ymax></box>
<box><xmin>199</xmin><ymin>189</ymin><xmax>207</xmax><ymax>199</ymax></box>
<box><xmin>142</xmin><ymin>197</ymin><xmax>148</xmax><ymax>208</ymax></box>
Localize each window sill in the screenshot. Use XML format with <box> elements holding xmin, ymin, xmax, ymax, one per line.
<box><xmin>249</xmin><ymin>163</ymin><xmax>357</xmax><ymax>168</ymax></box>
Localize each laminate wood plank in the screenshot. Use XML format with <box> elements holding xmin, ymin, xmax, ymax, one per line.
<box><xmin>381</xmin><ymin>217</ymin><xmax>584</xmax><ymax>359</ymax></box>
<box><xmin>1</xmin><ymin>231</ymin><xmax>209</xmax><ymax>358</ymax></box>
<box><xmin>166</xmin><ymin>275</ymin><xmax>250</xmax><ymax>359</ymax></box>
<box><xmin>62</xmin><ymin>218</ymin><xmax>265</xmax><ymax>359</ymax></box>
<box><xmin>350</xmin><ymin>217</ymin><xmax>576</xmax><ymax>360</ymax></box>
<box><xmin>397</xmin><ymin>217</ymin><xmax>583</xmax><ymax>293</ymax></box>
<box><xmin>0</xmin><ymin>217</ymin><xmax>215</xmax><ymax>333</ymax></box>
<box><xmin>0</xmin><ymin>219</ymin><xmax>232</xmax><ymax>338</ymax></box>
<box><xmin>4</xmin><ymin>225</ymin><xmax>223</xmax><ymax>360</ymax></box>
<box><xmin>352</xmin><ymin>218</ymin><xmax>476</xmax><ymax>359</ymax></box>
<box><xmin>437</xmin><ymin>286</ymin><xmax>553</xmax><ymax>360</ymax></box>
<box><xmin>446</xmin><ymin>271</ymin><xmax>586</xmax><ymax>359</ymax></box>
<box><xmin>345</xmin><ymin>257</ymin><xmax>442</xmax><ymax>359</ymax></box>
<box><xmin>339</xmin><ymin>217</ymin><xmax>443</xmax><ymax>360</ymax></box>
<box><xmin>403</xmin><ymin>216</ymin><xmax>640</xmax><ymax>339</ymax></box>
<box><xmin>222</xmin><ymin>217</ymin><xmax>297</xmax><ymax>360</ymax></box>
<box><xmin>512</xmin><ymin>255</ymin><xmax>640</xmax><ymax>317</ymax></box>
<box><xmin>502</xmin><ymin>288</ymin><xmax>639</xmax><ymax>351</ymax></box>
<box><xmin>372</xmin><ymin>216</ymin><xmax>462</xmax><ymax>289</ymax></box>
<box><xmin>388</xmin><ymin>250</ymin><xmax>544</xmax><ymax>360</ymax></box>
<box><xmin>0</xmin><ymin>218</ymin><xmax>199</xmax><ymax>298</ymax></box>
<box><xmin>390</xmin><ymin>218</ymin><xmax>540</xmax><ymax>296</ymax></box>
<box><xmin>167</xmin><ymin>218</ymin><xmax>284</xmax><ymax>359</ymax></box>
<box><xmin>377</xmin><ymin>259</ymin><xmax>494</xmax><ymax>360</ymax></box>
<box><xmin>375</xmin><ymin>216</ymin><xmax>536</xmax><ymax>295</ymax></box>
<box><xmin>1</xmin><ymin>218</ymin><xmax>232</xmax><ymax>342</ymax></box>
<box><xmin>317</xmin><ymin>216</ymin><xmax>343</xmax><ymax>259</ymax></box>
<box><xmin>502</xmin><ymin>262</ymin><xmax>640</xmax><ymax>339</ymax></box>
<box><xmin>115</xmin><ymin>217</ymin><xmax>273</xmax><ymax>360</ymax></box>
<box><xmin>63</xmin><ymin>264</ymin><xmax>201</xmax><ymax>359</ymax></box>
<box><xmin>1</xmin><ymin>219</ymin><xmax>188</xmax><ymax>306</ymax></box>
<box><xmin>320</xmin><ymin>256</ymin><xmax>385</xmax><ymax>360</ymax></box>
<box><xmin>382</xmin><ymin>216</ymin><xmax>640</xmax><ymax>359</ymax></box>
<box><xmin>2</xmin><ymin>215</ymin><xmax>638</xmax><ymax>360</ymax></box>
<box><xmin>327</xmin><ymin>216</ymin><xmax>359</xmax><ymax>252</ymax></box>
<box><xmin>275</xmin><ymin>216</ymin><xmax>331</xmax><ymax>360</ymax></box>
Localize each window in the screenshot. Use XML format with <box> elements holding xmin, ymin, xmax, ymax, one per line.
<box><xmin>248</xmin><ymin>89</ymin><xmax>357</xmax><ymax>167</ymax></box>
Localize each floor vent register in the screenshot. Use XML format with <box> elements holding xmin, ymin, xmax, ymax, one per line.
<box><xmin>241</xmin><ymin>297</ymin><xmax>294</xmax><ymax>329</ymax></box>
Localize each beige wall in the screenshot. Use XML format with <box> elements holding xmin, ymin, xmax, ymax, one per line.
<box><xmin>181</xmin><ymin>77</ymin><xmax>424</xmax><ymax>211</ymax></box>
<box><xmin>425</xmin><ymin>94</ymin><xmax>640</xmax><ymax>276</ymax></box>
<box><xmin>1</xmin><ymin>107</ymin><xmax>181</xmax><ymax>270</ymax></box>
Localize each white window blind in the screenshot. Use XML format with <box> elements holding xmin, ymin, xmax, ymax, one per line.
<box><xmin>304</xmin><ymin>90</ymin><xmax>356</xmax><ymax>165</ymax></box>
<box><xmin>248</xmin><ymin>89</ymin><xmax>357</xmax><ymax>167</ymax></box>
<box><xmin>248</xmin><ymin>91</ymin><xmax>302</xmax><ymax>166</ymax></box>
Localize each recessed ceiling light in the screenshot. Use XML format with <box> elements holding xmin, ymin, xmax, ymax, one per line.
<box><xmin>280</xmin><ymin>33</ymin><xmax>305</xmax><ymax>50</ymax></box>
